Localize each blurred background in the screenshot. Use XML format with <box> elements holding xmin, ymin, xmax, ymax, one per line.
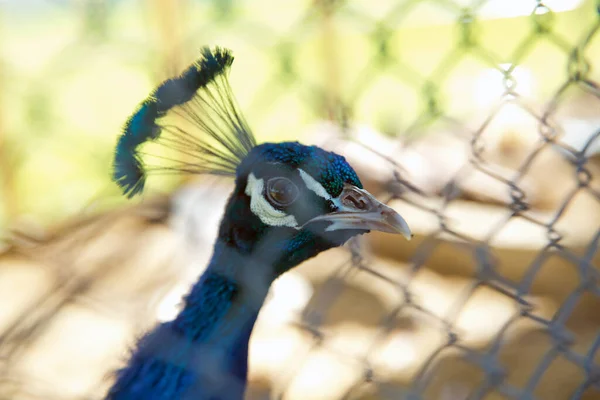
<box><xmin>1</xmin><ymin>0</ymin><xmax>600</xmax><ymax>399</ymax></box>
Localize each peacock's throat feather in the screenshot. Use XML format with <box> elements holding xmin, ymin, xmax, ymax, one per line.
<box><xmin>108</xmin><ymin>240</ymin><xmax>272</xmax><ymax>400</ymax></box>
<box><xmin>172</xmin><ymin>240</ymin><xmax>275</xmax><ymax>344</ymax></box>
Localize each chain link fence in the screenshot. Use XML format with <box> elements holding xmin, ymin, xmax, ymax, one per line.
<box><xmin>1</xmin><ymin>0</ymin><xmax>600</xmax><ymax>399</ymax></box>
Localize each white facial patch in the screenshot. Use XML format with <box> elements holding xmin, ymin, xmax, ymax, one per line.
<box><xmin>245</xmin><ymin>173</ymin><xmax>299</xmax><ymax>228</ymax></box>
<box><xmin>298</xmin><ymin>169</ymin><xmax>331</xmax><ymax>200</ymax></box>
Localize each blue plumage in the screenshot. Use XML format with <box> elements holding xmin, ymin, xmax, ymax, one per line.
<box><xmin>110</xmin><ymin>356</ymin><xmax>194</xmax><ymax>400</ymax></box>
<box><xmin>238</xmin><ymin>142</ymin><xmax>363</xmax><ymax>196</ymax></box>
<box><xmin>107</xmin><ymin>46</ymin><xmax>411</xmax><ymax>399</ymax></box>
<box><xmin>107</xmin><ymin>244</ymin><xmax>267</xmax><ymax>400</ymax></box>
<box><xmin>113</xmin><ymin>47</ymin><xmax>251</xmax><ymax>198</ymax></box>
<box><xmin>153</xmin><ymin>48</ymin><xmax>233</xmax><ymax>111</ymax></box>
<box><xmin>171</xmin><ymin>271</ymin><xmax>238</xmax><ymax>341</ymax></box>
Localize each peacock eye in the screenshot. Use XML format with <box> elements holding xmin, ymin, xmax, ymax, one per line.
<box><xmin>266</xmin><ymin>177</ymin><xmax>299</xmax><ymax>207</ymax></box>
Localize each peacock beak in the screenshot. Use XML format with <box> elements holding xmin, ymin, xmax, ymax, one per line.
<box><xmin>304</xmin><ymin>184</ymin><xmax>412</xmax><ymax>240</ymax></box>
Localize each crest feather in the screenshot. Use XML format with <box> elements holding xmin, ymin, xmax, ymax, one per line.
<box><xmin>113</xmin><ymin>46</ymin><xmax>256</xmax><ymax>198</ymax></box>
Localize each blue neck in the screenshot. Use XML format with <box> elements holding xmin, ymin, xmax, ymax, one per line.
<box><xmin>171</xmin><ymin>240</ymin><xmax>273</xmax><ymax>352</ymax></box>
<box><xmin>106</xmin><ymin>240</ymin><xmax>273</xmax><ymax>400</ymax></box>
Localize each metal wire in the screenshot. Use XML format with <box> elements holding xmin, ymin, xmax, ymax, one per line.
<box><xmin>1</xmin><ymin>0</ymin><xmax>600</xmax><ymax>399</ymax></box>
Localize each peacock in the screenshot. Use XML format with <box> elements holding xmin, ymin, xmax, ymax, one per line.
<box><xmin>106</xmin><ymin>46</ymin><xmax>412</xmax><ymax>400</ymax></box>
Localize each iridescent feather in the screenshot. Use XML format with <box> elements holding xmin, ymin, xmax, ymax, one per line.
<box><xmin>113</xmin><ymin>47</ymin><xmax>256</xmax><ymax>198</ymax></box>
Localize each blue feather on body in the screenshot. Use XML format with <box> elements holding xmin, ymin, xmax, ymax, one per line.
<box><xmin>171</xmin><ymin>272</ymin><xmax>238</xmax><ymax>341</ymax></box>
<box><xmin>106</xmin><ymin>245</ymin><xmax>265</xmax><ymax>400</ymax></box>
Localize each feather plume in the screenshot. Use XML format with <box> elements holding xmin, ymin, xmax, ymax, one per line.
<box><xmin>113</xmin><ymin>46</ymin><xmax>257</xmax><ymax>197</ymax></box>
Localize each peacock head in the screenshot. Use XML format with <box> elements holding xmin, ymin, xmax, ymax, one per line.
<box><xmin>219</xmin><ymin>141</ymin><xmax>411</xmax><ymax>275</ymax></box>
<box><xmin>113</xmin><ymin>46</ymin><xmax>411</xmax><ymax>277</ymax></box>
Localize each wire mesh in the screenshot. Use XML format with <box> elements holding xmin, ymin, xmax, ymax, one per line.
<box><xmin>1</xmin><ymin>0</ymin><xmax>600</xmax><ymax>399</ymax></box>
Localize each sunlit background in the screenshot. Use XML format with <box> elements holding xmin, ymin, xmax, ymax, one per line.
<box><xmin>1</xmin><ymin>0</ymin><xmax>600</xmax><ymax>399</ymax></box>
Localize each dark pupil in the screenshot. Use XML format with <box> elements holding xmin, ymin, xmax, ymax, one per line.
<box><xmin>268</xmin><ymin>178</ymin><xmax>297</xmax><ymax>206</ymax></box>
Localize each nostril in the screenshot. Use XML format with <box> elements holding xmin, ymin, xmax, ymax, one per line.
<box><xmin>343</xmin><ymin>193</ymin><xmax>368</xmax><ymax>210</ymax></box>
